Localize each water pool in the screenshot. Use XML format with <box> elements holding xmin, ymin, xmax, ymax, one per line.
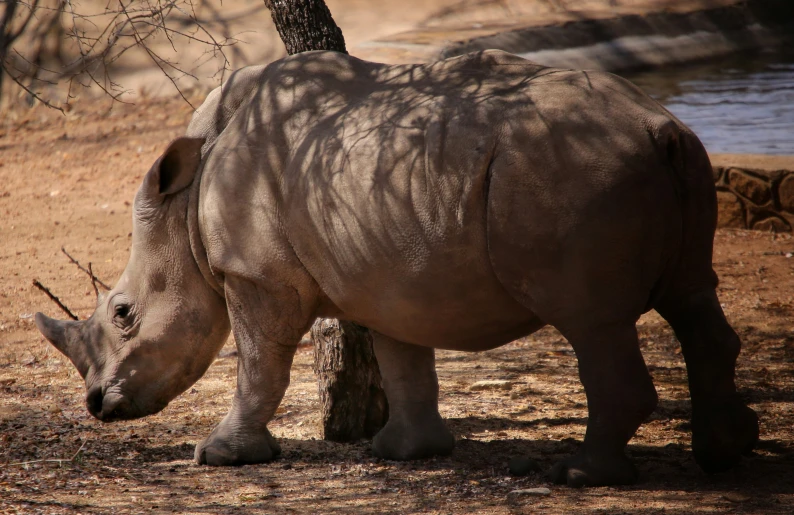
<box><xmin>624</xmin><ymin>50</ymin><xmax>794</xmax><ymax>155</ymax></box>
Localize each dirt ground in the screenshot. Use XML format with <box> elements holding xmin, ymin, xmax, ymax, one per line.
<box><xmin>1</xmin><ymin>87</ymin><xmax>793</xmax><ymax>514</ymax></box>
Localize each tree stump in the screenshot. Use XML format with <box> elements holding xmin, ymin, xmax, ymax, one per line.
<box><xmin>311</xmin><ymin>319</ymin><xmax>388</xmax><ymax>441</ymax></box>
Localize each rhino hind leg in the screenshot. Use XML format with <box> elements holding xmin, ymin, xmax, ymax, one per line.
<box><xmin>656</xmin><ymin>289</ymin><xmax>759</xmax><ymax>473</ymax></box>
<box><xmin>370</xmin><ymin>333</ymin><xmax>455</xmax><ymax>460</ymax></box>
<box><xmin>548</xmin><ymin>322</ymin><xmax>658</xmax><ymax>487</ymax></box>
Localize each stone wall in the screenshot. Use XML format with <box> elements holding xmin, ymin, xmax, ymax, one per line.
<box><xmin>715</xmin><ymin>166</ymin><xmax>794</xmax><ymax>231</ymax></box>
<box><xmin>439</xmin><ymin>1</ymin><xmax>793</xmax><ymax>73</ymax></box>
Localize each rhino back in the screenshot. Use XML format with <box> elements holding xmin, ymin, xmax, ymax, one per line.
<box><xmin>485</xmin><ymin>67</ymin><xmax>691</xmax><ymax>327</ymax></box>
<box><xmin>285</xmin><ymin>52</ymin><xmax>555</xmax><ymax>347</ymax></box>
<box><xmin>196</xmin><ymin>51</ymin><xmax>686</xmax><ymax>348</ymax></box>
<box><xmin>186</xmin><ymin>65</ymin><xmax>270</xmax><ymax>152</ymax></box>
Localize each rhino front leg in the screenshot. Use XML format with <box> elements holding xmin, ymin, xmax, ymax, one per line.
<box><xmin>550</xmin><ymin>322</ymin><xmax>658</xmax><ymax>487</ymax></box>
<box><xmin>371</xmin><ymin>332</ymin><xmax>455</xmax><ymax>460</ymax></box>
<box><xmin>195</xmin><ymin>275</ymin><xmax>309</xmax><ymax>466</ymax></box>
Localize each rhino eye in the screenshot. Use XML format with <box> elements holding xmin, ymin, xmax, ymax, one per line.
<box><xmin>114</xmin><ymin>304</ymin><xmax>131</xmax><ymax>320</ymax></box>
<box><xmin>111</xmin><ymin>301</ymin><xmax>137</xmax><ymax>334</ymax></box>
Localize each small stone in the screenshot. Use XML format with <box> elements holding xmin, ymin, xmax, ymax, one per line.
<box><xmin>507</xmin><ymin>487</ymin><xmax>551</xmax><ymax>501</ymax></box>
<box><xmin>469</xmin><ymin>380</ymin><xmax>514</xmax><ymax>391</ymax></box>
<box><xmin>752</xmin><ymin>216</ymin><xmax>790</xmax><ymax>233</ymax></box>
<box><xmin>508</xmin><ymin>456</ymin><xmax>541</xmax><ymax>476</ymax></box>
<box><xmin>723</xmin><ymin>492</ymin><xmax>750</xmax><ymax>503</ymax></box>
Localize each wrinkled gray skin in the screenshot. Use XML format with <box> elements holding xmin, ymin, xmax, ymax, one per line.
<box><xmin>36</xmin><ymin>50</ymin><xmax>759</xmax><ymax>487</ymax></box>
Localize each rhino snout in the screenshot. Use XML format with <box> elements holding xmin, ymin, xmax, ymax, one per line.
<box><xmin>86</xmin><ymin>386</ymin><xmax>132</xmax><ymax>422</ymax></box>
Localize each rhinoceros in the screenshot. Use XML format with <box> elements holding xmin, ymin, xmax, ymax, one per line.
<box><xmin>35</xmin><ymin>50</ymin><xmax>758</xmax><ymax>486</ymax></box>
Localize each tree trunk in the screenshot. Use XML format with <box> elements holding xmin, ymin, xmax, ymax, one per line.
<box><xmin>264</xmin><ymin>0</ymin><xmax>347</xmax><ymax>54</ymax></box>
<box><xmin>263</xmin><ymin>0</ymin><xmax>388</xmax><ymax>442</ymax></box>
<box><xmin>311</xmin><ymin>320</ymin><xmax>388</xmax><ymax>441</ymax></box>
<box><xmin>0</xmin><ymin>0</ymin><xmax>20</xmax><ymax>100</ymax></box>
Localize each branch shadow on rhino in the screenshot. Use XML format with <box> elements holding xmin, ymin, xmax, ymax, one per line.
<box><xmin>204</xmin><ymin>50</ymin><xmax>587</xmax><ymax>283</ymax></box>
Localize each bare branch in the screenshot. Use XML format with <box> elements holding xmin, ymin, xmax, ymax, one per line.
<box><xmin>119</xmin><ymin>1</ymin><xmax>191</xmax><ymax>106</ymax></box>
<box><xmin>2</xmin><ymin>0</ymin><xmax>249</xmax><ymax>109</ymax></box>
<box><xmin>8</xmin><ymin>440</ymin><xmax>87</xmax><ymax>466</ymax></box>
<box><xmin>61</xmin><ymin>247</ymin><xmax>111</xmax><ymax>290</ymax></box>
<box><xmin>1</xmin><ymin>60</ymin><xmax>65</xmax><ymax>111</ymax></box>
<box><xmin>32</xmin><ymin>280</ymin><xmax>79</xmax><ymax>321</ymax></box>
<box><xmin>87</xmin><ymin>262</ymin><xmax>100</xmax><ymax>298</ymax></box>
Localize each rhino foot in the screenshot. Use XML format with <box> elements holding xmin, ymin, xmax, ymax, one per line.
<box><xmin>692</xmin><ymin>400</ymin><xmax>759</xmax><ymax>474</ymax></box>
<box><xmin>195</xmin><ymin>423</ymin><xmax>281</xmax><ymax>466</ymax></box>
<box><xmin>549</xmin><ymin>451</ymin><xmax>638</xmax><ymax>487</ymax></box>
<box><xmin>372</xmin><ymin>412</ymin><xmax>455</xmax><ymax>460</ymax></box>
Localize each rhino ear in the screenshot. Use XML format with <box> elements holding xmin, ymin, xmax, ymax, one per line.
<box><xmin>143</xmin><ymin>137</ymin><xmax>205</xmax><ymax>198</ymax></box>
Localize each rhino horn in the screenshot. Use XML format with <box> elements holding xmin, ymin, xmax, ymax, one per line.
<box><xmin>35</xmin><ymin>313</ymin><xmax>90</xmax><ymax>378</ymax></box>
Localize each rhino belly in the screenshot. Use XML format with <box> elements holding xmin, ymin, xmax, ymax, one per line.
<box><xmin>320</xmin><ymin>259</ymin><xmax>542</xmax><ymax>351</ymax></box>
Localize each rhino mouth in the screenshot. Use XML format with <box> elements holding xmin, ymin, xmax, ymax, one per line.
<box><xmin>85</xmin><ymin>385</ymin><xmax>150</xmax><ymax>422</ymax></box>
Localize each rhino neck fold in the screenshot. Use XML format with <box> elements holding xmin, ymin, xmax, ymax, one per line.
<box><xmin>187</xmin><ymin>163</ymin><xmax>225</xmax><ymax>298</ymax></box>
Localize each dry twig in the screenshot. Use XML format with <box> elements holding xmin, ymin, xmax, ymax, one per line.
<box><xmin>87</xmin><ymin>262</ymin><xmax>100</xmax><ymax>298</ymax></box>
<box><xmin>31</xmin><ymin>279</ymin><xmax>78</xmax><ymax>320</ymax></box>
<box><xmin>7</xmin><ymin>440</ymin><xmax>87</xmax><ymax>467</ymax></box>
<box><xmin>61</xmin><ymin>247</ymin><xmax>110</xmax><ymax>291</ymax></box>
<box><xmin>31</xmin><ymin>248</ymin><xmax>110</xmax><ymax>320</ymax></box>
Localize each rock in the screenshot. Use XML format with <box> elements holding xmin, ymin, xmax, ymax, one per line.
<box><xmin>712</xmin><ymin>165</ymin><xmax>724</xmax><ymax>183</ymax></box>
<box><xmin>508</xmin><ymin>456</ymin><xmax>541</xmax><ymax>476</ymax></box>
<box><xmin>728</xmin><ymin>169</ymin><xmax>771</xmax><ymax>206</ymax></box>
<box><xmin>778</xmin><ymin>173</ymin><xmax>794</xmax><ymax>213</ymax></box>
<box><xmin>716</xmin><ymin>190</ymin><xmax>745</xmax><ymax>229</ymax></box>
<box><xmin>752</xmin><ymin>216</ymin><xmax>790</xmax><ymax>233</ymax></box>
<box><xmin>507</xmin><ymin>487</ymin><xmax>551</xmax><ymax>501</ymax></box>
<box><xmin>469</xmin><ymin>380</ymin><xmax>514</xmax><ymax>391</ymax></box>
<box><xmin>723</xmin><ymin>492</ymin><xmax>750</xmax><ymax>503</ymax></box>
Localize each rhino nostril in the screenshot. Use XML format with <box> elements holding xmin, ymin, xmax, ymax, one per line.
<box><xmin>86</xmin><ymin>386</ymin><xmax>104</xmax><ymax>418</ymax></box>
<box><xmin>106</xmin><ymin>404</ymin><xmax>125</xmax><ymax>420</ymax></box>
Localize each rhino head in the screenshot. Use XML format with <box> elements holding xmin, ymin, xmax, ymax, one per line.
<box><xmin>35</xmin><ymin>137</ymin><xmax>231</xmax><ymax>421</ymax></box>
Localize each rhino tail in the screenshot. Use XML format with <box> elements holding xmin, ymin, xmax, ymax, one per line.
<box><xmin>651</xmin><ymin>119</ymin><xmax>719</xmax><ymax>311</ymax></box>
